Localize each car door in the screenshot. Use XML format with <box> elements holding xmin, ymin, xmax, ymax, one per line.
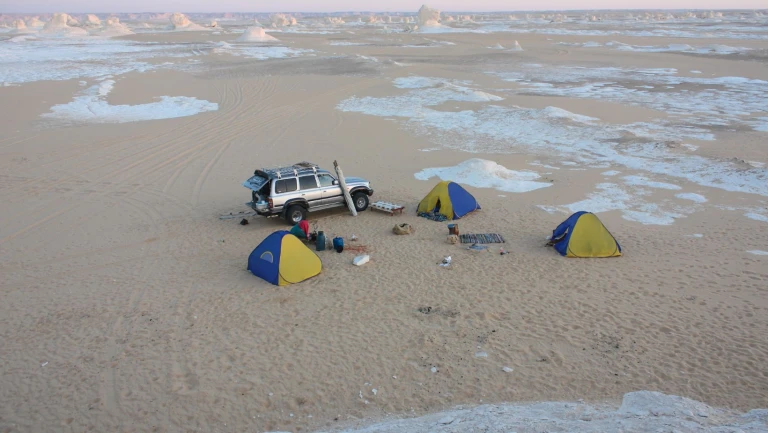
<box><xmin>298</xmin><ymin>175</ymin><xmax>322</xmax><ymax>208</ymax></box>
<box><xmin>273</xmin><ymin>177</ymin><xmax>298</xmax><ymax>212</ymax></box>
<box><xmin>318</xmin><ymin>173</ymin><xmax>341</xmax><ymax>206</ymax></box>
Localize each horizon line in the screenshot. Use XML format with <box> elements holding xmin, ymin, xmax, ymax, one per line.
<box><xmin>2</xmin><ymin>7</ymin><xmax>766</xmax><ymax>14</ymax></box>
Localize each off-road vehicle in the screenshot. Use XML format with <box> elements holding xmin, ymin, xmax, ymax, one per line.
<box><xmin>243</xmin><ymin>161</ymin><xmax>374</xmax><ymax>224</ymax></box>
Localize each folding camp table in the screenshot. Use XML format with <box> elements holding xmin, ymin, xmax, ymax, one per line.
<box><xmin>371</xmin><ymin>201</ymin><xmax>405</xmax><ymax>216</ymax></box>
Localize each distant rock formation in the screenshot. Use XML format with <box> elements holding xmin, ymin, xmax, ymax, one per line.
<box><xmin>236</xmin><ymin>26</ymin><xmax>278</xmax><ymax>42</ymax></box>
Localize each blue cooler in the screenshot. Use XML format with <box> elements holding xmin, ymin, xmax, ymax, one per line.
<box><xmin>333</xmin><ymin>237</ymin><xmax>344</xmax><ymax>253</ymax></box>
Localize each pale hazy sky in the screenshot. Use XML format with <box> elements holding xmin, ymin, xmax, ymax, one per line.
<box><xmin>1</xmin><ymin>0</ymin><xmax>764</xmax><ymax>13</ymax></box>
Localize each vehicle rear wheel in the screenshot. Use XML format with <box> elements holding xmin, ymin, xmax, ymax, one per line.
<box><xmin>353</xmin><ymin>192</ymin><xmax>369</xmax><ymax>212</ymax></box>
<box><xmin>286</xmin><ymin>205</ymin><xmax>307</xmax><ymax>224</ymax></box>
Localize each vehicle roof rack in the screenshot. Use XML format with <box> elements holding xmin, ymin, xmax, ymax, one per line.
<box><xmin>259</xmin><ymin>161</ymin><xmax>319</xmax><ymax>179</ymax></box>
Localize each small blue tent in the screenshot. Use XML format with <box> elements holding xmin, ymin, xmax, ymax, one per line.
<box><xmin>248</xmin><ymin>231</ymin><xmax>322</xmax><ymax>286</ymax></box>
<box><xmin>550</xmin><ymin>211</ymin><xmax>622</xmax><ymax>258</ymax></box>
<box><xmin>417</xmin><ymin>181</ymin><xmax>480</xmax><ymax>220</ymax></box>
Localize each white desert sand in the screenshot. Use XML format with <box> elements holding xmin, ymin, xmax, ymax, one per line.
<box><xmin>0</xmin><ymin>11</ymin><xmax>767</xmax><ymax>433</ymax></box>
<box><xmin>41</xmin><ymin>79</ymin><xmax>217</xmax><ymax>123</ymax></box>
<box><xmin>236</xmin><ymin>26</ymin><xmax>278</xmax><ymax>43</ymax></box>
<box><xmin>415</xmin><ymin>159</ymin><xmax>552</xmax><ymax>193</ymax></box>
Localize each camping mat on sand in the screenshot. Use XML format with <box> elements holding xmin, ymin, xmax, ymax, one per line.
<box><xmin>460</xmin><ymin>233</ymin><xmax>505</xmax><ymax>244</ymax></box>
<box><xmin>418</xmin><ymin>212</ymin><xmax>448</xmax><ymax>222</ymax></box>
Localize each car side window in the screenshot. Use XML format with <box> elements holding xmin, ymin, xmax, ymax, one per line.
<box><xmin>299</xmin><ymin>175</ymin><xmax>318</xmax><ymax>190</ymax></box>
<box><xmin>318</xmin><ymin>174</ymin><xmax>335</xmax><ymax>187</ymax></box>
<box><xmin>274</xmin><ymin>178</ymin><xmax>297</xmax><ymax>194</ymax></box>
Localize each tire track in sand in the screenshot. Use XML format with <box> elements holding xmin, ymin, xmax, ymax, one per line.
<box><xmin>0</xmin><ymin>95</ymin><xmax>228</xmax><ymax>246</ymax></box>
<box><xmin>187</xmin><ymin>77</ymin><xmax>362</xmax><ymax>205</ymax></box>
<box><xmin>188</xmin><ymin>77</ymin><xmax>280</xmax><ymax>204</ymax></box>
<box><xmin>95</xmin><ymin>193</ymin><xmax>167</xmax><ymax>427</ymax></box>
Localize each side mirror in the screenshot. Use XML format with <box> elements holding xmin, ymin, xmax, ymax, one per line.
<box><xmin>332</xmin><ymin>180</ymin><xmax>339</xmax><ymax>185</ymax></box>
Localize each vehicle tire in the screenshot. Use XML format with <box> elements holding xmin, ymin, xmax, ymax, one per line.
<box><xmin>353</xmin><ymin>192</ymin><xmax>369</xmax><ymax>212</ymax></box>
<box><xmin>285</xmin><ymin>205</ymin><xmax>307</xmax><ymax>224</ymax></box>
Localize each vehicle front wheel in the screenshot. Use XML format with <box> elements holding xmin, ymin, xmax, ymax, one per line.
<box><xmin>285</xmin><ymin>205</ymin><xmax>307</xmax><ymax>224</ymax></box>
<box><xmin>353</xmin><ymin>192</ymin><xmax>369</xmax><ymax>212</ymax></box>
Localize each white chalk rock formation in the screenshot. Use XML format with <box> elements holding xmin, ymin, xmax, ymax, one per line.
<box><xmin>10</xmin><ymin>19</ymin><xmax>34</xmax><ymax>34</ymax></box>
<box><xmin>325</xmin><ymin>17</ymin><xmax>345</xmax><ymax>25</ymax></box>
<box><xmin>84</xmin><ymin>14</ymin><xmax>101</xmax><ymax>27</ymax></box>
<box><xmin>92</xmin><ymin>17</ymin><xmax>134</xmax><ymax>37</ymax></box>
<box><xmin>66</xmin><ymin>15</ymin><xmax>80</xmax><ymax>26</ymax></box>
<box><xmin>511</xmin><ymin>40</ymin><xmax>523</xmax><ymax>51</ymax></box>
<box><xmin>209</xmin><ymin>20</ymin><xmax>217</xmax><ymax>27</ymax></box>
<box><xmin>418</xmin><ymin>5</ymin><xmax>441</xmax><ymax>27</ymax></box>
<box><xmin>270</xmin><ymin>13</ymin><xmax>297</xmax><ymax>27</ymax></box>
<box><xmin>236</xmin><ymin>26</ymin><xmax>278</xmax><ymax>42</ymax></box>
<box><xmin>40</xmin><ymin>13</ymin><xmax>88</xmax><ymax>36</ymax></box>
<box><xmin>170</xmin><ymin>12</ymin><xmax>191</xmax><ymax>28</ymax></box>
<box><xmin>169</xmin><ymin>12</ymin><xmax>205</xmax><ymax>30</ymax></box>
<box><xmin>318</xmin><ymin>391</ymin><xmax>768</xmax><ymax>433</ymax></box>
<box><xmin>26</xmin><ymin>17</ymin><xmax>45</xmax><ymax>28</ymax></box>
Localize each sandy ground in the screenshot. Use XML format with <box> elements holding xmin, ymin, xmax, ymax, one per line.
<box><xmin>1</xmin><ymin>24</ymin><xmax>767</xmax><ymax>433</ymax></box>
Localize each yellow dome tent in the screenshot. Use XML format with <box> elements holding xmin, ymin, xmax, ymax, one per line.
<box><xmin>247</xmin><ymin>231</ymin><xmax>322</xmax><ymax>285</ymax></box>
<box><xmin>549</xmin><ymin>211</ymin><xmax>622</xmax><ymax>258</ymax></box>
<box><xmin>417</xmin><ymin>181</ymin><xmax>480</xmax><ymax>220</ymax></box>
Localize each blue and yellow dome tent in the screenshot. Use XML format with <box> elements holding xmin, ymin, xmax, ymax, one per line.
<box><xmin>550</xmin><ymin>211</ymin><xmax>622</xmax><ymax>258</ymax></box>
<box><xmin>248</xmin><ymin>231</ymin><xmax>322</xmax><ymax>285</ymax></box>
<box><xmin>417</xmin><ymin>181</ymin><xmax>480</xmax><ymax>220</ymax></box>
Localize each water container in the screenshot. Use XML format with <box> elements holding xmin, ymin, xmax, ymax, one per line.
<box><xmin>316</xmin><ymin>231</ymin><xmax>326</xmax><ymax>251</ymax></box>
<box><xmin>333</xmin><ymin>237</ymin><xmax>344</xmax><ymax>253</ymax></box>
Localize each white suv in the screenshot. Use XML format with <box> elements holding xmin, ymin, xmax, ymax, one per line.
<box><xmin>243</xmin><ymin>162</ymin><xmax>374</xmax><ymax>224</ymax></box>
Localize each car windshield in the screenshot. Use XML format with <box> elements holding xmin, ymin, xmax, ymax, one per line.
<box><xmin>318</xmin><ymin>174</ymin><xmax>335</xmax><ymax>187</ymax></box>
